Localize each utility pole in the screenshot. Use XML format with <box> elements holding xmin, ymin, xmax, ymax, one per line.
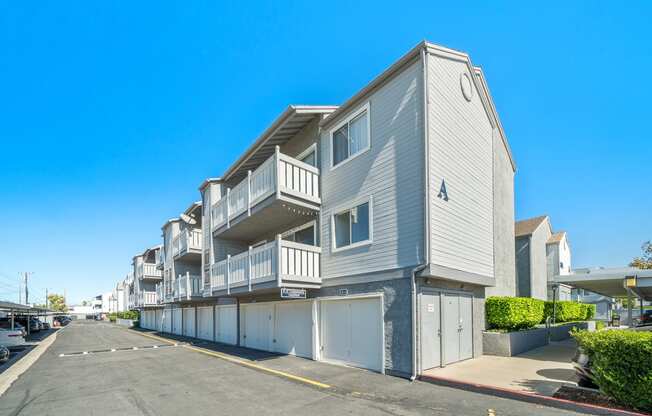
<box><xmin>46</xmin><ymin>288</ymin><xmax>49</xmax><ymax>309</ymax></box>
<box><xmin>22</xmin><ymin>272</ymin><xmax>33</xmax><ymax>305</ymax></box>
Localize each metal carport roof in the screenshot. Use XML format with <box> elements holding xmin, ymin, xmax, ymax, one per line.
<box><xmin>554</xmin><ymin>267</ymin><xmax>652</xmax><ymax>301</ymax></box>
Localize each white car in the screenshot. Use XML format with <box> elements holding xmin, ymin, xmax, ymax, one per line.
<box><xmin>0</xmin><ymin>328</ymin><xmax>25</xmax><ymax>348</ymax></box>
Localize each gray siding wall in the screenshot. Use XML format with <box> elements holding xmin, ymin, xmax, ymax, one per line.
<box><xmin>515</xmin><ymin>236</ymin><xmax>531</xmax><ymax>297</ymax></box>
<box><xmin>213</xmin><ymin>238</ymin><xmax>249</xmax><ymax>263</ymax></box>
<box><xmin>427</xmin><ymin>53</ymin><xmax>494</xmax><ymax>279</ymax></box>
<box><xmin>485</xmin><ymin>130</ymin><xmax>516</xmax><ymax>297</ymax></box>
<box><xmin>529</xmin><ymin>225</ymin><xmax>551</xmax><ymax>300</ymax></box>
<box><xmin>280</xmin><ymin>118</ymin><xmax>320</xmax><ymax>167</ymax></box>
<box><xmin>320</xmin><ymin>59</ymin><xmax>425</xmax><ymax>279</ymax></box>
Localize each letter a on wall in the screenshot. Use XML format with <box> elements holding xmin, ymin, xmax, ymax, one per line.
<box><xmin>437</xmin><ymin>179</ymin><xmax>449</xmax><ymax>201</ymax></box>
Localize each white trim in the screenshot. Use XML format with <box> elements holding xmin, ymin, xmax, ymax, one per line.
<box><xmin>296</xmin><ymin>143</ymin><xmax>318</xmax><ymax>165</ymax></box>
<box><xmin>330</xmin><ymin>195</ymin><xmax>373</xmax><ymax>253</ymax></box>
<box><xmin>329</xmin><ymin>102</ymin><xmax>371</xmax><ymax>171</ymax></box>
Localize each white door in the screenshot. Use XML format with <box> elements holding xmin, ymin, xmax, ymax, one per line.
<box><xmin>321</xmin><ymin>297</ymin><xmax>383</xmax><ymax>372</ymax></box>
<box><xmin>163</xmin><ymin>308</ymin><xmax>172</xmax><ymax>333</ymax></box>
<box><xmin>420</xmin><ymin>291</ymin><xmax>442</xmax><ymax>370</ymax></box>
<box><xmin>274</xmin><ymin>301</ymin><xmax>312</xmax><ymax>358</ymax></box>
<box><xmin>183</xmin><ymin>307</ymin><xmax>196</xmax><ymax>338</ymax></box>
<box><xmin>241</xmin><ymin>303</ymin><xmax>273</xmax><ymax>351</ymax></box>
<box><xmin>442</xmin><ymin>292</ymin><xmax>473</xmax><ymax>365</ymax></box>
<box><xmin>155</xmin><ymin>309</ymin><xmax>163</xmax><ymax>332</ymax></box>
<box><xmin>215</xmin><ymin>305</ymin><xmax>237</xmax><ymax>345</ymax></box>
<box><xmin>173</xmin><ymin>308</ymin><xmax>183</xmax><ymax>335</ymax></box>
<box><xmin>197</xmin><ymin>306</ymin><xmax>213</xmax><ymax>341</ymax></box>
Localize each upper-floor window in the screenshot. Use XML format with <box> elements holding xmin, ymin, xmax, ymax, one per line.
<box><xmin>330</xmin><ymin>104</ymin><xmax>370</xmax><ymax>169</ymax></box>
<box><xmin>332</xmin><ymin>197</ymin><xmax>372</xmax><ymax>251</ymax></box>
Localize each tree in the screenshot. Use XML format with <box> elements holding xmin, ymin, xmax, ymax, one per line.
<box><xmin>630</xmin><ymin>241</ymin><xmax>652</xmax><ymax>269</ymax></box>
<box><xmin>82</xmin><ymin>300</ymin><xmax>87</xmax><ymax>306</ymax></box>
<box><xmin>47</xmin><ymin>293</ymin><xmax>68</xmax><ymax>312</ymax></box>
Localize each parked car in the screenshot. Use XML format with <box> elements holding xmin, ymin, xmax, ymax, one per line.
<box><xmin>0</xmin><ymin>328</ymin><xmax>25</xmax><ymax>348</ymax></box>
<box><xmin>41</xmin><ymin>321</ymin><xmax>51</xmax><ymax>330</ymax></box>
<box><xmin>0</xmin><ymin>320</ymin><xmax>26</xmax><ymax>337</ymax></box>
<box><xmin>639</xmin><ymin>310</ymin><xmax>652</xmax><ymax>326</ymax></box>
<box><xmin>572</xmin><ymin>346</ymin><xmax>598</xmax><ymax>389</ymax></box>
<box><xmin>0</xmin><ymin>345</ymin><xmax>9</xmax><ymax>363</ymax></box>
<box><xmin>14</xmin><ymin>318</ymin><xmax>40</xmax><ymax>333</ymax></box>
<box><xmin>53</xmin><ymin>316</ymin><xmax>71</xmax><ymax>326</ymax></box>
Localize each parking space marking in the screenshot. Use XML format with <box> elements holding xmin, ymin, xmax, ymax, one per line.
<box><xmin>58</xmin><ymin>343</ymin><xmax>177</xmax><ymax>357</ymax></box>
<box><xmin>134</xmin><ymin>330</ymin><xmax>331</xmax><ymax>390</ymax></box>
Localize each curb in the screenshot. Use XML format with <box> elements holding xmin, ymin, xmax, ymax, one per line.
<box><xmin>0</xmin><ymin>329</ymin><xmax>60</xmax><ymax>398</ymax></box>
<box><xmin>419</xmin><ymin>374</ymin><xmax>647</xmax><ymax>416</ymax></box>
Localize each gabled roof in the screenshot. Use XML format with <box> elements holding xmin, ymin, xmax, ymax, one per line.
<box><xmin>515</xmin><ymin>215</ymin><xmax>550</xmax><ymax>237</ymax></box>
<box><xmin>547</xmin><ymin>231</ymin><xmax>567</xmax><ymax>245</ymax></box>
<box><xmin>318</xmin><ymin>40</ymin><xmax>516</xmax><ymax>172</ymax></box>
<box><xmin>222</xmin><ymin>105</ymin><xmax>337</xmax><ymax>183</ymax></box>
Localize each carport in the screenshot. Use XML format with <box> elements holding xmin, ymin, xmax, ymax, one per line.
<box><xmin>554</xmin><ymin>267</ymin><xmax>652</xmax><ymax>326</ymax></box>
<box><xmin>0</xmin><ymin>301</ymin><xmax>52</xmax><ymax>335</ymax></box>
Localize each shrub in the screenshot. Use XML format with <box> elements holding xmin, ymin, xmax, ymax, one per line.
<box><xmin>108</xmin><ymin>313</ymin><xmax>117</xmax><ymax>323</ymax></box>
<box><xmin>573</xmin><ymin>330</ymin><xmax>652</xmax><ymax>411</ymax></box>
<box><xmin>595</xmin><ymin>320</ymin><xmax>605</xmax><ymax>330</ymax></box>
<box><xmin>115</xmin><ymin>310</ymin><xmax>139</xmax><ymax>320</ymax></box>
<box><xmin>486</xmin><ymin>296</ymin><xmax>545</xmax><ymax>331</ymax></box>
<box><xmin>543</xmin><ymin>300</ymin><xmax>587</xmax><ymax>323</ymax></box>
<box><xmin>583</xmin><ymin>303</ymin><xmax>596</xmax><ymax>320</ymax></box>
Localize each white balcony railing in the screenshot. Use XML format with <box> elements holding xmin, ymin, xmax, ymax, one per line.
<box><xmin>211</xmin><ymin>147</ymin><xmax>320</xmax><ymax>232</ymax></box>
<box><xmin>208</xmin><ymin>236</ymin><xmax>320</xmax><ymax>293</ymax></box>
<box><xmin>175</xmin><ymin>273</ymin><xmax>202</xmax><ymax>299</ymax></box>
<box><xmin>139</xmin><ymin>291</ymin><xmax>158</xmax><ymax>306</ymax></box>
<box><xmin>172</xmin><ymin>229</ymin><xmax>202</xmax><ymax>258</ymax></box>
<box><xmin>137</xmin><ymin>262</ymin><xmax>162</xmax><ymax>279</ymax></box>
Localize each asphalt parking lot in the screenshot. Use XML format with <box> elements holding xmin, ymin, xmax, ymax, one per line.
<box><xmin>0</xmin><ymin>320</ymin><xmax>588</xmax><ymax>416</ymax></box>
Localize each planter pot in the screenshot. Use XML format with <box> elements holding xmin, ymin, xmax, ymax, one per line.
<box><xmin>116</xmin><ymin>318</ymin><xmax>136</xmax><ymax>328</ymax></box>
<box><xmin>483</xmin><ymin>327</ymin><xmax>549</xmax><ymax>356</ymax></box>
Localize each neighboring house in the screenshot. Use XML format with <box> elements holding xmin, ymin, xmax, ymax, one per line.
<box><xmin>136</xmin><ymin>41</ymin><xmax>517</xmax><ymax>378</ymax></box>
<box><xmin>131</xmin><ymin>246</ymin><xmax>163</xmax><ymax>310</ymax></box>
<box><xmin>572</xmin><ymin>287</ymin><xmax>613</xmax><ymax>320</ymax></box>
<box><xmin>514</xmin><ymin>215</ymin><xmax>572</xmax><ymax>301</ymax></box>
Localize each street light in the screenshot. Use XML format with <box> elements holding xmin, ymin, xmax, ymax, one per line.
<box><xmin>551</xmin><ymin>283</ymin><xmax>559</xmax><ymax>325</ymax></box>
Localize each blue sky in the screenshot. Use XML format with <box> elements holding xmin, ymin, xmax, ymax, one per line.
<box><xmin>0</xmin><ymin>2</ymin><xmax>650</xmax><ymax>304</ymax></box>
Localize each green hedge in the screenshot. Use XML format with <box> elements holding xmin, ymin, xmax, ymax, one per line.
<box><xmin>119</xmin><ymin>310</ymin><xmax>139</xmax><ymax>320</ymax></box>
<box><xmin>573</xmin><ymin>330</ymin><xmax>652</xmax><ymax>411</ymax></box>
<box><xmin>486</xmin><ymin>296</ymin><xmax>544</xmax><ymax>331</ymax></box>
<box><xmin>543</xmin><ymin>301</ymin><xmax>594</xmax><ymax>323</ymax></box>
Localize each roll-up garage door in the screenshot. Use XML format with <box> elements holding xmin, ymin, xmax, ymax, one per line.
<box><xmin>172</xmin><ymin>308</ymin><xmax>183</xmax><ymax>335</ymax></box>
<box><xmin>215</xmin><ymin>305</ymin><xmax>237</xmax><ymax>345</ymax></box>
<box><xmin>155</xmin><ymin>309</ymin><xmax>163</xmax><ymax>332</ymax></box>
<box><xmin>274</xmin><ymin>301</ymin><xmax>312</xmax><ymax>358</ymax></box>
<box><xmin>162</xmin><ymin>308</ymin><xmax>172</xmax><ymax>333</ymax></box>
<box><xmin>241</xmin><ymin>303</ymin><xmax>273</xmax><ymax>351</ymax></box>
<box><xmin>197</xmin><ymin>306</ymin><xmax>213</xmax><ymax>341</ymax></box>
<box><xmin>320</xmin><ymin>297</ymin><xmax>383</xmax><ymax>372</ymax></box>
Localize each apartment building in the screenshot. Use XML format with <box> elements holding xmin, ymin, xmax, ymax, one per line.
<box><xmin>514</xmin><ymin>215</ymin><xmax>573</xmax><ymax>301</ymax></box>
<box><xmin>138</xmin><ymin>41</ymin><xmax>517</xmax><ymax>378</ymax></box>
<box><xmin>131</xmin><ymin>245</ymin><xmax>163</xmax><ymax>309</ymax></box>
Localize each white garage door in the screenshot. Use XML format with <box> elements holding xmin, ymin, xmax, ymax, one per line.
<box><xmin>215</xmin><ymin>305</ymin><xmax>237</xmax><ymax>345</ymax></box>
<box><xmin>197</xmin><ymin>306</ymin><xmax>213</xmax><ymax>341</ymax></box>
<box><xmin>241</xmin><ymin>303</ymin><xmax>273</xmax><ymax>351</ymax></box>
<box><xmin>162</xmin><ymin>308</ymin><xmax>172</xmax><ymax>333</ymax></box>
<box><xmin>183</xmin><ymin>307</ymin><xmax>196</xmax><ymax>338</ymax></box>
<box><xmin>274</xmin><ymin>301</ymin><xmax>312</xmax><ymax>358</ymax></box>
<box><xmin>172</xmin><ymin>308</ymin><xmax>183</xmax><ymax>335</ymax></box>
<box><xmin>155</xmin><ymin>309</ymin><xmax>163</xmax><ymax>332</ymax></box>
<box><xmin>321</xmin><ymin>297</ymin><xmax>383</xmax><ymax>372</ymax></box>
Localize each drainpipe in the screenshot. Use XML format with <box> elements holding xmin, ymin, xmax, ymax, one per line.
<box><xmin>410</xmin><ymin>263</ymin><xmax>428</xmax><ymax>381</ymax></box>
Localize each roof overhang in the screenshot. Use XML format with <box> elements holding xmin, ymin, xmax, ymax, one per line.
<box><xmin>223</xmin><ymin>105</ymin><xmax>337</xmax><ymax>183</ymax></box>
<box><xmin>554</xmin><ymin>267</ymin><xmax>652</xmax><ymax>301</ymax></box>
<box><xmin>198</xmin><ymin>177</ymin><xmax>222</xmax><ymax>192</ymax></box>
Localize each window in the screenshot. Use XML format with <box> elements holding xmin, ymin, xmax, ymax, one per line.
<box><xmin>282</xmin><ymin>222</ymin><xmax>316</xmax><ymax>246</ymax></box>
<box><xmin>331</xmin><ymin>105</ymin><xmax>370</xmax><ymax>168</ymax></box>
<box><xmin>332</xmin><ymin>199</ymin><xmax>372</xmax><ymax>251</ymax></box>
<box><xmin>296</xmin><ymin>143</ymin><xmax>317</xmax><ymax>168</ymax></box>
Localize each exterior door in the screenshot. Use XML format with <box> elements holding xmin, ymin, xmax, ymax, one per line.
<box><xmin>274</xmin><ymin>301</ymin><xmax>312</xmax><ymax>358</ymax></box>
<box><xmin>441</xmin><ymin>292</ymin><xmax>473</xmax><ymax>365</ymax></box>
<box><xmin>173</xmin><ymin>308</ymin><xmax>183</xmax><ymax>335</ymax></box>
<box><xmin>216</xmin><ymin>305</ymin><xmax>237</xmax><ymax>345</ymax></box>
<box><xmin>183</xmin><ymin>307</ymin><xmax>196</xmax><ymax>338</ymax></box>
<box><xmin>321</xmin><ymin>297</ymin><xmax>382</xmax><ymax>372</ymax></box>
<box><xmin>197</xmin><ymin>306</ymin><xmax>213</xmax><ymax>341</ymax></box>
<box><xmin>420</xmin><ymin>291</ymin><xmax>441</xmax><ymax>370</ymax></box>
<box><xmin>241</xmin><ymin>303</ymin><xmax>273</xmax><ymax>351</ymax></box>
<box><xmin>459</xmin><ymin>294</ymin><xmax>473</xmax><ymax>361</ymax></box>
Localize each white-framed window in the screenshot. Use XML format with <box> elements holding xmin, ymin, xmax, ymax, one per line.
<box><xmin>331</xmin><ymin>196</ymin><xmax>373</xmax><ymax>252</ymax></box>
<box><xmin>330</xmin><ymin>103</ymin><xmax>370</xmax><ymax>169</ymax></box>
<box><xmin>282</xmin><ymin>220</ymin><xmax>317</xmax><ymax>246</ymax></box>
<box><xmin>296</xmin><ymin>143</ymin><xmax>317</xmax><ymax>168</ymax></box>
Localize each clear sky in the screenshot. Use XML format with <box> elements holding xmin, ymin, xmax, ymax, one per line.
<box><xmin>1</xmin><ymin>2</ymin><xmax>650</xmax><ymax>305</ymax></box>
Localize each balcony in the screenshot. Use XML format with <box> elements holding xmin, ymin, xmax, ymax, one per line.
<box><xmin>208</xmin><ymin>236</ymin><xmax>321</xmax><ymax>296</ymax></box>
<box><xmin>211</xmin><ymin>148</ymin><xmax>320</xmax><ymax>241</ymax></box>
<box><xmin>172</xmin><ymin>229</ymin><xmax>202</xmax><ymax>260</ymax></box>
<box><xmin>156</xmin><ymin>249</ymin><xmax>165</xmax><ymax>270</ymax></box>
<box><xmin>136</xmin><ymin>262</ymin><xmax>163</xmax><ymax>281</ymax></box>
<box><xmin>138</xmin><ymin>291</ymin><xmax>158</xmax><ymax>307</ymax></box>
<box><xmin>174</xmin><ymin>273</ymin><xmax>203</xmax><ymax>301</ymax></box>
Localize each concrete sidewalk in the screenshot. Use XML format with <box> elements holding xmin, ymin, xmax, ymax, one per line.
<box><xmin>423</xmin><ymin>339</ymin><xmax>578</xmax><ymax>396</ymax></box>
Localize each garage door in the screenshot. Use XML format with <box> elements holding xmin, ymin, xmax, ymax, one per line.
<box><xmin>241</xmin><ymin>303</ymin><xmax>273</xmax><ymax>351</ymax></box>
<box><xmin>197</xmin><ymin>306</ymin><xmax>213</xmax><ymax>341</ymax></box>
<box><xmin>321</xmin><ymin>297</ymin><xmax>383</xmax><ymax>372</ymax></box>
<box><xmin>162</xmin><ymin>308</ymin><xmax>172</xmax><ymax>333</ymax></box>
<box><xmin>215</xmin><ymin>305</ymin><xmax>237</xmax><ymax>345</ymax></box>
<box><xmin>155</xmin><ymin>309</ymin><xmax>163</xmax><ymax>332</ymax></box>
<box><xmin>183</xmin><ymin>307</ymin><xmax>196</xmax><ymax>338</ymax></box>
<box><xmin>172</xmin><ymin>308</ymin><xmax>183</xmax><ymax>335</ymax></box>
<box><xmin>274</xmin><ymin>301</ymin><xmax>312</xmax><ymax>358</ymax></box>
